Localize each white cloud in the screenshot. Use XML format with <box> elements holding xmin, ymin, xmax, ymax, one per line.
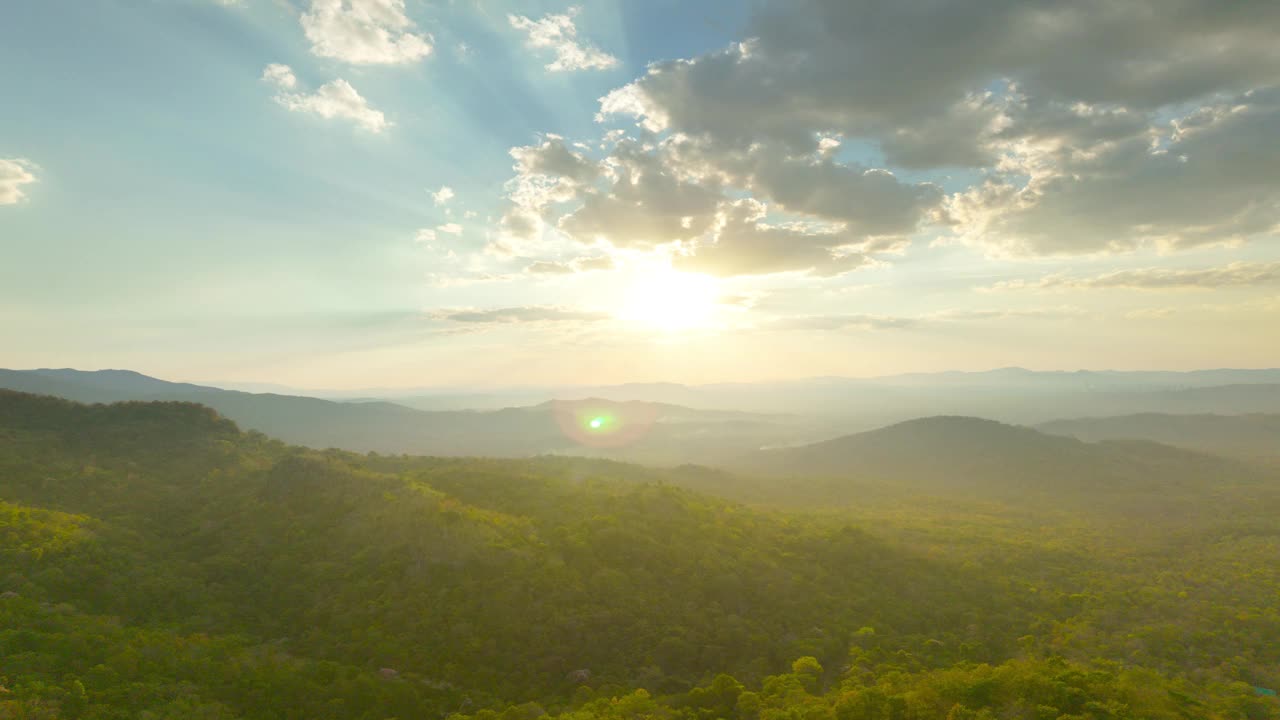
<box><xmin>0</xmin><ymin>159</ymin><xmax>38</xmax><ymax>205</ymax></box>
<box><xmin>262</xmin><ymin>64</ymin><xmax>389</xmax><ymax>133</ymax></box>
<box><xmin>437</xmin><ymin>223</ymin><xmax>463</xmax><ymax>235</ymax></box>
<box><xmin>414</xmin><ymin>228</ymin><xmax>437</xmax><ymax>243</ymax></box>
<box><xmin>301</xmin><ymin>0</ymin><xmax>432</xmax><ymax>65</ymax></box>
<box><xmin>432</xmin><ymin>186</ymin><xmax>455</xmax><ymax>205</ymax></box>
<box><xmin>509</xmin><ymin>6</ymin><xmax>617</xmax><ymax>72</ymax></box>
<box><xmin>261</xmin><ymin>63</ymin><xmax>297</xmax><ymax>89</ymax></box>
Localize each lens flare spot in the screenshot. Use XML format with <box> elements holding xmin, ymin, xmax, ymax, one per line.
<box><xmin>589</xmin><ymin>416</ymin><xmax>605</xmax><ymax>429</ymax></box>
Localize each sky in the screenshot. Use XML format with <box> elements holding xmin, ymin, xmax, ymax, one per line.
<box><xmin>2</xmin><ymin>0</ymin><xmax>1279</xmax><ymax>389</ymax></box>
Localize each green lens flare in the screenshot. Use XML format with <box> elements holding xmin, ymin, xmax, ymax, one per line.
<box><xmin>589</xmin><ymin>416</ymin><xmax>605</xmax><ymax>430</ymax></box>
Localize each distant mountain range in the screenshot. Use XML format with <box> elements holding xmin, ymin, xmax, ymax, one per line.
<box><xmin>0</xmin><ymin>368</ymin><xmax>809</xmax><ymax>463</ymax></box>
<box><xmin>4</xmin><ymin>367</ymin><xmax>1280</xmax><ymax>468</ymax></box>
<box><xmin>725</xmin><ymin>416</ymin><xmax>1274</xmax><ymax>515</ymax></box>
<box><xmin>1038</xmin><ymin>413</ymin><xmax>1280</xmax><ymax>461</ymax></box>
<box><xmin>286</xmin><ymin>367</ymin><xmax>1280</xmax><ymax>423</ymax></box>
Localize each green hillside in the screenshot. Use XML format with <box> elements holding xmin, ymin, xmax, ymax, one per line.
<box><xmin>1</xmin><ymin>391</ymin><xmax>1278</xmax><ymax>719</ymax></box>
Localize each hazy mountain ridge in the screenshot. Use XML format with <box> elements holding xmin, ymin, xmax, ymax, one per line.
<box><xmin>0</xmin><ymin>369</ymin><xmax>812</xmax><ymax>463</ymax></box>
<box><xmin>730</xmin><ymin>416</ymin><xmax>1274</xmax><ymax>515</ymax></box>
<box><xmin>5</xmin><ymin>368</ymin><xmax>1280</xmax><ymax>468</ymax></box>
<box><xmin>1039</xmin><ymin>412</ymin><xmax>1280</xmax><ymax>461</ymax></box>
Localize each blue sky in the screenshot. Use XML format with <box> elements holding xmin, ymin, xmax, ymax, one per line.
<box><xmin>2</xmin><ymin>1</ymin><xmax>1278</xmax><ymax>388</ymax></box>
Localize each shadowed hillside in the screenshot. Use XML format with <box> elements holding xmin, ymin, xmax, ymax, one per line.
<box><xmin>730</xmin><ymin>416</ymin><xmax>1272</xmax><ymax>515</ymax></box>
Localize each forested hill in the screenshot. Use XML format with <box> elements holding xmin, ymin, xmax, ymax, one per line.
<box><xmin>2</xmin><ymin>390</ymin><xmax>1278</xmax><ymax>719</ymax></box>
<box><xmin>733</xmin><ymin>416</ymin><xmax>1271</xmax><ymax>512</ymax></box>
<box><xmin>0</xmin><ymin>390</ymin><xmax>1009</xmax><ymax>717</ymax></box>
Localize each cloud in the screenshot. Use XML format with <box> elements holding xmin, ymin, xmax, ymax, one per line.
<box><xmin>431</xmin><ymin>306</ymin><xmax>609</xmax><ymax>324</ymax></box>
<box><xmin>0</xmin><ymin>159</ymin><xmax>38</xmax><ymax>205</ymax></box>
<box><xmin>766</xmin><ymin>314</ymin><xmax>919</xmax><ymax>331</ymax></box>
<box><xmin>523</xmin><ymin>255</ymin><xmax>616</xmax><ymax>274</ymax></box>
<box><xmin>590</xmin><ymin>0</ymin><xmax>1280</xmax><ymax>256</ymax></box>
<box><xmin>941</xmin><ymin>88</ymin><xmax>1280</xmax><ymax>255</ymax></box>
<box><xmin>674</xmin><ymin>199</ymin><xmax>873</xmax><ymax>278</ymax></box>
<box><xmin>928</xmin><ymin>306</ymin><xmax>1087</xmax><ymax>321</ymax></box>
<box><xmin>764</xmin><ymin>305</ymin><xmax>1086</xmax><ymax>332</ymax></box>
<box><xmin>262</xmin><ymin>64</ymin><xmax>389</xmax><ymax>133</ymax></box>
<box><xmin>501</xmin><ymin>135</ymin><xmax>602</xmax><ymax>238</ymax></box>
<box><xmin>301</xmin><ymin>0</ymin><xmax>432</xmax><ymax>65</ymax></box>
<box><xmin>499</xmin><ymin>132</ymin><xmax>934</xmax><ymax>276</ymax></box>
<box><xmin>432</xmin><ymin>186</ymin><xmax>454</xmax><ymax>205</ymax></box>
<box><xmin>524</xmin><ymin>260</ymin><xmax>575</xmax><ymax>275</ymax></box>
<box><xmin>436</xmin><ymin>223</ymin><xmax>463</xmax><ymax>235</ymax></box>
<box><xmin>509</xmin><ymin>7</ymin><xmax>617</xmax><ymax>72</ymax></box>
<box><xmin>988</xmin><ymin>261</ymin><xmax>1280</xmax><ymax>291</ymax></box>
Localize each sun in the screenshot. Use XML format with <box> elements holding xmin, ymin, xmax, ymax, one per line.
<box><xmin>618</xmin><ymin>268</ymin><xmax>721</xmax><ymax>332</ymax></box>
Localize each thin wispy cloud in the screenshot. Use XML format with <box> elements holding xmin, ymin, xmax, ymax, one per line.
<box><xmin>986</xmin><ymin>262</ymin><xmax>1280</xmax><ymax>292</ymax></box>
<box><xmin>431</xmin><ymin>306</ymin><xmax>609</xmax><ymax>324</ymax></box>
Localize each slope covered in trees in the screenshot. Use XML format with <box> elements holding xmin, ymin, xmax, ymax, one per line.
<box><xmin>733</xmin><ymin>416</ymin><xmax>1272</xmax><ymax>515</ymax></box>
<box><xmin>1</xmin><ymin>391</ymin><xmax>1278</xmax><ymax>718</ymax></box>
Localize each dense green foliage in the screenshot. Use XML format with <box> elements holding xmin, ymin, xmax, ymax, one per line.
<box><xmin>1</xmin><ymin>390</ymin><xmax>1278</xmax><ymax>718</ymax></box>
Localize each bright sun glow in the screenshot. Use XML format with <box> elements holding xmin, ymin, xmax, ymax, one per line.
<box><xmin>618</xmin><ymin>269</ymin><xmax>721</xmax><ymax>332</ymax></box>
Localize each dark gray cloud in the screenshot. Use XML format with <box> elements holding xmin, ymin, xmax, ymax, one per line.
<box><xmin>944</xmin><ymin>88</ymin><xmax>1280</xmax><ymax>255</ymax></box>
<box><xmin>594</xmin><ymin>0</ymin><xmax>1280</xmax><ymax>256</ymax></box>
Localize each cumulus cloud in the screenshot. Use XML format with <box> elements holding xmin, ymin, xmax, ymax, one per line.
<box><xmin>498</xmin><ymin>131</ymin><xmax>938</xmax><ymax>276</ymax></box>
<box><xmin>431</xmin><ymin>306</ymin><xmax>609</xmax><ymax>323</ymax></box>
<box><xmin>437</xmin><ymin>223</ymin><xmax>463</xmax><ymax>235</ymax></box>
<box><xmin>262</xmin><ymin>64</ymin><xmax>389</xmax><ymax>133</ymax></box>
<box><xmin>590</xmin><ymin>0</ymin><xmax>1280</xmax><ymax>257</ymax></box>
<box><xmin>603</xmin><ymin>1</ymin><xmax>1280</xmax><ymax>161</ymax></box>
<box><xmin>559</xmin><ymin>142</ymin><xmax>723</xmax><ymax>248</ymax></box>
<box><xmin>432</xmin><ymin>186</ymin><xmax>454</xmax><ymax>205</ymax></box>
<box><xmin>942</xmin><ymin>88</ymin><xmax>1280</xmax><ymax>255</ymax></box>
<box><xmin>301</xmin><ymin>0</ymin><xmax>432</xmax><ymax>65</ymax></box>
<box><xmin>675</xmin><ymin>200</ymin><xmax>872</xmax><ymax>278</ymax></box>
<box><xmin>509</xmin><ymin>6</ymin><xmax>617</xmax><ymax>72</ymax></box>
<box><xmin>0</xmin><ymin>159</ymin><xmax>38</xmax><ymax>205</ymax></box>
<box><xmin>988</xmin><ymin>261</ymin><xmax>1280</xmax><ymax>291</ymax></box>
